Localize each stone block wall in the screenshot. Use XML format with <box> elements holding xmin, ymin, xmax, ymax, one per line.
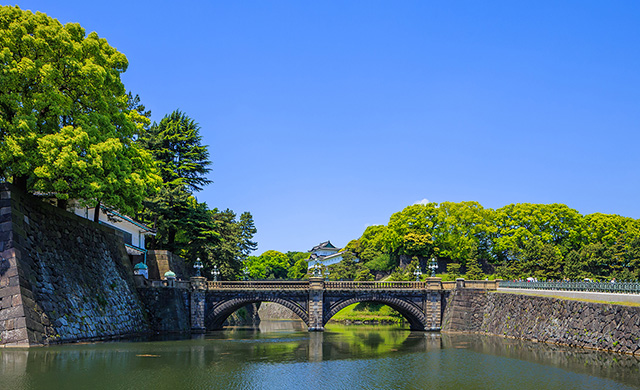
<box><xmin>137</xmin><ymin>287</ymin><xmax>191</xmax><ymax>333</ymax></box>
<box><xmin>0</xmin><ymin>184</ymin><xmax>149</xmax><ymax>346</ymax></box>
<box><xmin>442</xmin><ymin>289</ymin><xmax>640</xmax><ymax>355</ymax></box>
<box><xmin>146</xmin><ymin>250</ymin><xmax>190</xmax><ymax>280</ymax></box>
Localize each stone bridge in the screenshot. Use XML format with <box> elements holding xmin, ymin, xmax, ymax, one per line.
<box><xmin>188</xmin><ymin>277</ymin><xmax>498</xmax><ymax>332</ymax></box>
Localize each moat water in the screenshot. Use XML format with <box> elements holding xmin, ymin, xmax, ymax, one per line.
<box><xmin>0</xmin><ymin>321</ymin><xmax>638</xmax><ymax>389</ymax></box>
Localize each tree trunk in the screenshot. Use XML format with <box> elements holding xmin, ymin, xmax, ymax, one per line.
<box><xmin>94</xmin><ymin>200</ymin><xmax>101</xmax><ymax>222</ymax></box>
<box><xmin>57</xmin><ymin>198</ymin><xmax>68</xmax><ymax>209</ymax></box>
<box><xmin>12</xmin><ymin>175</ymin><xmax>28</xmax><ymax>191</ymax></box>
<box><xmin>168</xmin><ymin>228</ymin><xmax>176</xmax><ymax>251</ymax></box>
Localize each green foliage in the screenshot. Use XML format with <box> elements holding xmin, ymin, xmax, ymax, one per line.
<box><xmin>0</xmin><ymin>6</ymin><xmax>160</xmax><ymax>213</ymax></box>
<box><xmin>330</xmin><ymin>303</ymin><xmax>404</xmax><ymax>323</ymax></box>
<box><xmin>363</xmin><ymin>253</ymin><xmax>395</xmax><ymax>272</ymax></box>
<box><xmin>138</xmin><ymin>110</ymin><xmax>211</xmax><ymax>192</ymax></box>
<box><xmin>245</xmin><ymin>250</ymin><xmax>290</xmax><ymax>279</ymax></box>
<box><xmin>388</xmin><ymin>260</ymin><xmax>420</xmax><ymax>281</ymax></box>
<box><xmin>204</xmin><ymin>209</ymin><xmax>255</xmax><ymax>280</ymax></box>
<box><xmin>285</xmin><ymin>251</ymin><xmax>310</xmax><ymax>279</ymax></box>
<box><xmin>238</xmin><ymin>212</ymin><xmax>258</xmax><ymax>256</ymax></box>
<box><xmin>464</xmin><ymin>258</ymin><xmax>485</xmax><ymax>280</ymax></box>
<box><xmin>287</xmin><ymin>259</ymin><xmax>310</xmax><ymax>280</ymax></box>
<box><xmin>328</xmin><ymin>252</ymin><xmax>360</xmax><ymax>280</ymax></box>
<box><xmin>446</xmin><ymin>262</ymin><xmax>461</xmax><ymax>279</ymax></box>
<box><xmin>347</xmin><ymin>200</ymin><xmax>640</xmax><ymax>281</ymax></box>
<box><xmin>355</xmin><ymin>268</ymin><xmax>375</xmax><ymax>281</ymax></box>
<box><xmin>134</xmin><ymin>106</ymin><xmax>255</xmax><ymax>280</ymax></box>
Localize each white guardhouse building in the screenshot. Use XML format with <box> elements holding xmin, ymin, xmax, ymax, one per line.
<box><xmin>307</xmin><ymin>240</ymin><xmax>345</xmax><ymax>268</ymax></box>
<box><xmin>73</xmin><ymin>205</ymin><xmax>155</xmax><ymax>265</ymax></box>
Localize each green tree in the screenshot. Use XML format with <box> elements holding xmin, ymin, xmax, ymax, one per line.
<box><xmin>138</xmin><ymin>110</ymin><xmax>213</xmax><ymax>251</ymax></box>
<box><xmin>287</xmin><ymin>259</ymin><xmax>310</xmax><ymax>279</ymax></box>
<box><xmin>464</xmin><ymin>258</ymin><xmax>485</xmax><ymax>280</ymax></box>
<box><xmin>238</xmin><ymin>212</ymin><xmax>258</xmax><ymax>258</ymax></box>
<box><xmin>354</xmin><ymin>268</ymin><xmax>375</xmax><ymax>281</ymax></box>
<box><xmin>328</xmin><ymin>252</ymin><xmax>359</xmax><ymax>280</ymax></box>
<box><xmin>284</xmin><ymin>251</ymin><xmax>310</xmax><ymax>279</ymax></box>
<box><xmin>139</xmin><ymin>110</ymin><xmax>211</xmax><ymax>192</ymax></box>
<box><xmin>384</xmin><ymin>204</ymin><xmax>438</xmax><ymax>258</ymax></box>
<box><xmin>0</xmin><ymin>6</ymin><xmax>159</xmax><ymax>212</ymax></box>
<box><xmin>245</xmin><ymin>250</ymin><xmax>290</xmax><ymax>279</ymax></box>
<box><xmin>205</xmin><ymin>209</ymin><xmax>244</xmax><ymax>279</ymax></box>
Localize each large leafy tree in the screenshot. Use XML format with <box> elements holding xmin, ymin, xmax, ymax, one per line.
<box><xmin>0</xmin><ymin>6</ymin><xmax>159</xmax><ymax>212</ymax></box>
<box><xmin>245</xmin><ymin>250</ymin><xmax>290</xmax><ymax>279</ymax></box>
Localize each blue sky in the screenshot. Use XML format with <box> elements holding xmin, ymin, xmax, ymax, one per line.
<box><xmin>11</xmin><ymin>1</ymin><xmax>640</xmax><ymax>254</ymax></box>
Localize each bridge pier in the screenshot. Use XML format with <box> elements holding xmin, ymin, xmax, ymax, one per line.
<box><xmin>308</xmin><ymin>277</ymin><xmax>325</xmax><ymax>331</ymax></box>
<box><xmin>190</xmin><ymin>276</ymin><xmax>207</xmax><ymax>333</ymax></box>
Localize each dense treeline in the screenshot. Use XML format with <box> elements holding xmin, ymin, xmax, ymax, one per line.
<box><xmin>344</xmin><ymin>202</ymin><xmax>640</xmax><ymax>281</ymax></box>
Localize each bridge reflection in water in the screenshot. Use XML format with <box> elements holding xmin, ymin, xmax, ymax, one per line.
<box><xmin>1</xmin><ymin>324</ymin><xmax>638</xmax><ymax>390</ymax></box>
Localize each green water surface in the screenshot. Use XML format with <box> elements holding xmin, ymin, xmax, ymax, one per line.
<box><xmin>0</xmin><ymin>321</ymin><xmax>638</xmax><ymax>390</ymax></box>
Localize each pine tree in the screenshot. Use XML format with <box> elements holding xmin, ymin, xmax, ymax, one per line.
<box><xmin>139</xmin><ymin>110</ymin><xmax>212</xmax><ymax>192</ymax></box>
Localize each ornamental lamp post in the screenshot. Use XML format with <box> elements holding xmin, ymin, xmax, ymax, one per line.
<box><xmin>193</xmin><ymin>258</ymin><xmax>203</xmax><ymax>277</ymax></box>
<box><xmin>211</xmin><ymin>265</ymin><xmax>220</xmax><ymax>281</ymax></box>
<box><xmin>243</xmin><ymin>266</ymin><xmax>250</xmax><ymax>281</ymax></box>
<box><xmin>312</xmin><ymin>262</ymin><xmax>323</xmax><ymax>278</ymax></box>
<box><xmin>413</xmin><ymin>267</ymin><xmax>422</xmax><ymax>281</ymax></box>
<box><xmin>428</xmin><ymin>258</ymin><xmax>438</xmax><ymax>277</ymax></box>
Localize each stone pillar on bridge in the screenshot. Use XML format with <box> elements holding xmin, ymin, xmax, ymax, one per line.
<box><xmin>190</xmin><ymin>276</ymin><xmax>207</xmax><ymax>333</ymax></box>
<box><xmin>308</xmin><ymin>277</ymin><xmax>325</xmax><ymax>331</ymax></box>
<box><xmin>425</xmin><ymin>277</ymin><xmax>443</xmax><ymax>331</ymax></box>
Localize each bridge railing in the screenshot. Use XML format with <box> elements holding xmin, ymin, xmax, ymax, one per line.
<box><xmin>207</xmin><ymin>281</ymin><xmax>309</xmax><ymax>290</ymax></box>
<box><xmin>149</xmin><ymin>280</ymin><xmax>190</xmax><ymax>289</ymax></box>
<box><xmin>463</xmin><ymin>280</ymin><xmax>500</xmax><ymax>290</ymax></box>
<box><xmin>324</xmin><ymin>281</ymin><xmax>425</xmax><ymax>289</ymax></box>
<box><xmin>441</xmin><ymin>281</ymin><xmax>456</xmax><ymax>290</ymax></box>
<box><xmin>500</xmin><ymin>280</ymin><xmax>640</xmax><ymax>294</ymax></box>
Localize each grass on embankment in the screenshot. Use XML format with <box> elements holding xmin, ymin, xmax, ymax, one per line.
<box><xmin>497</xmin><ymin>290</ymin><xmax>640</xmax><ymax>307</ymax></box>
<box><xmin>329</xmin><ymin>303</ymin><xmax>404</xmax><ymax>323</ymax></box>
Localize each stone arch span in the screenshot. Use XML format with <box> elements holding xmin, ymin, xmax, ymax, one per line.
<box><xmin>324</xmin><ymin>295</ymin><xmax>427</xmax><ymax>331</ymax></box>
<box><xmin>206</xmin><ymin>296</ymin><xmax>309</xmax><ymax>330</ymax></box>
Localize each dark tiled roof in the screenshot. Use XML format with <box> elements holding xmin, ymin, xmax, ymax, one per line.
<box><xmin>309</xmin><ymin>240</ymin><xmax>337</xmax><ymax>252</ymax></box>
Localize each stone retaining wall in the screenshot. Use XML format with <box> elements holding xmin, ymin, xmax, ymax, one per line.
<box><xmin>137</xmin><ymin>287</ymin><xmax>191</xmax><ymax>333</ymax></box>
<box><xmin>258</xmin><ymin>302</ymin><xmax>299</xmax><ymax>320</ymax></box>
<box><xmin>0</xmin><ymin>184</ymin><xmax>149</xmax><ymax>346</ymax></box>
<box><xmin>442</xmin><ymin>289</ymin><xmax>640</xmax><ymax>355</ymax></box>
<box><xmin>146</xmin><ymin>250</ymin><xmax>190</xmax><ymax>281</ymax></box>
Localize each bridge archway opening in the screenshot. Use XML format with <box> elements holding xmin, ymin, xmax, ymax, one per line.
<box><xmin>325</xmin><ymin>297</ymin><xmax>427</xmax><ymax>331</ymax></box>
<box><xmin>206</xmin><ymin>297</ymin><xmax>309</xmax><ymax>331</ymax></box>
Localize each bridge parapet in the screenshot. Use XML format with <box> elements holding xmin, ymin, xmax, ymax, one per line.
<box><xmin>207</xmin><ymin>281</ymin><xmax>309</xmax><ymax>290</ymax></box>
<box><xmin>324</xmin><ymin>281</ymin><xmax>425</xmax><ymax>290</ymax></box>
<box><xmin>196</xmin><ymin>278</ymin><xmax>502</xmax><ymax>333</ymax></box>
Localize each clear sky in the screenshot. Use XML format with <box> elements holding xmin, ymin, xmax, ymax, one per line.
<box><xmin>10</xmin><ymin>1</ymin><xmax>640</xmax><ymax>254</ymax></box>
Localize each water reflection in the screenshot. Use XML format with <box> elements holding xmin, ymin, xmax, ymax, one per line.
<box><xmin>442</xmin><ymin>334</ymin><xmax>640</xmax><ymax>387</ymax></box>
<box><xmin>0</xmin><ymin>321</ymin><xmax>638</xmax><ymax>390</ymax></box>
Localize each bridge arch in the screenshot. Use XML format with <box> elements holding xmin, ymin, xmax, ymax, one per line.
<box><xmin>206</xmin><ymin>296</ymin><xmax>309</xmax><ymax>330</ymax></box>
<box><xmin>324</xmin><ymin>296</ymin><xmax>427</xmax><ymax>330</ymax></box>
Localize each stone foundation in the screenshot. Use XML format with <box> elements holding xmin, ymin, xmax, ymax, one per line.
<box><xmin>0</xmin><ymin>184</ymin><xmax>149</xmax><ymax>346</ymax></box>
<box><xmin>442</xmin><ymin>289</ymin><xmax>640</xmax><ymax>355</ymax></box>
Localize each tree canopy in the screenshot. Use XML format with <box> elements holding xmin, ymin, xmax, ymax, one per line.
<box><xmin>344</xmin><ymin>201</ymin><xmax>640</xmax><ymax>281</ymax></box>
<box><xmin>0</xmin><ymin>6</ymin><xmax>159</xmax><ymax>213</ymax></box>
